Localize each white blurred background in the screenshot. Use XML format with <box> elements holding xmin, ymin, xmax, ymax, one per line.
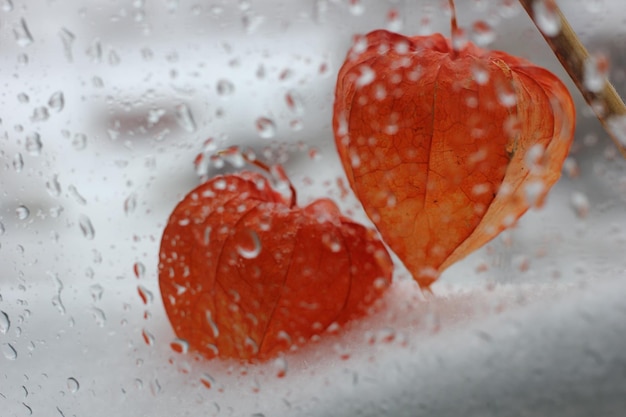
<box><xmin>1</xmin><ymin>0</ymin><xmax>626</xmax><ymax>416</ymax></box>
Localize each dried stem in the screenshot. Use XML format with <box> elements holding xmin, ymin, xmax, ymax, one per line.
<box><xmin>518</xmin><ymin>0</ymin><xmax>626</xmax><ymax>158</ymax></box>
<box><xmin>448</xmin><ymin>0</ymin><xmax>459</xmax><ymax>57</ymax></box>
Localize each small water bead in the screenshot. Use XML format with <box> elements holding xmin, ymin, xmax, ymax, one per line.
<box><xmin>216</xmin><ymin>79</ymin><xmax>234</xmax><ymax>96</ymax></box>
<box><xmin>235</xmin><ymin>229</ymin><xmax>262</xmax><ymax>259</ymax></box>
<box><xmin>175</xmin><ymin>103</ymin><xmax>197</xmax><ymax>133</ymax></box>
<box><xmin>472</xmin><ymin>20</ymin><xmax>495</xmax><ymax>46</ymax></box>
<box><xmin>66</xmin><ymin>377</ymin><xmax>80</xmax><ymax>393</ymax></box>
<box><xmin>25</xmin><ymin>132</ymin><xmax>42</xmax><ymax>155</ymax></box>
<box><xmin>13</xmin><ymin>153</ymin><xmax>24</xmax><ymax>172</ymax></box>
<box><xmin>16</xmin><ymin>205</ymin><xmax>30</xmax><ymax>220</ymax></box>
<box><xmin>533</xmin><ymin>0</ymin><xmax>561</xmax><ymax>37</ymax></box>
<box><xmin>124</xmin><ymin>193</ymin><xmax>137</xmax><ymax>215</ymax></box>
<box><xmin>78</xmin><ymin>215</ymin><xmax>95</xmax><ymax>240</ymax></box>
<box><xmin>46</xmin><ymin>175</ymin><xmax>62</xmax><ymax>197</ymax></box>
<box><xmin>1</xmin><ymin>342</ymin><xmax>17</xmax><ymax>360</ymax></box>
<box><xmin>0</xmin><ymin>310</ymin><xmax>10</xmax><ymax>334</ymax></box>
<box><xmin>570</xmin><ymin>191</ymin><xmax>590</xmax><ymax>219</ymax></box>
<box><xmin>48</xmin><ymin>91</ymin><xmax>65</xmax><ymax>112</ymax></box>
<box><xmin>170</xmin><ymin>338</ymin><xmax>189</xmax><ymax>354</ymax></box>
<box><xmin>72</xmin><ymin>133</ymin><xmax>87</xmax><ymax>150</ymax></box>
<box><xmin>255</xmin><ymin>117</ymin><xmax>276</xmax><ymax>139</ymax></box>
<box><xmin>583</xmin><ymin>53</ymin><xmax>609</xmax><ymax>93</ymax></box>
<box><xmin>133</xmin><ymin>262</ymin><xmax>146</xmax><ymax>279</ymax></box>
<box><xmin>14</xmin><ymin>18</ymin><xmax>33</xmax><ymax>47</ymax></box>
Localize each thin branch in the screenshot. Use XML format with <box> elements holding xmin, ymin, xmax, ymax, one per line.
<box><xmin>518</xmin><ymin>0</ymin><xmax>626</xmax><ymax>158</ymax></box>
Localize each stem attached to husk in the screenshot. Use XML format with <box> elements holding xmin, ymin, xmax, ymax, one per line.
<box><xmin>448</xmin><ymin>0</ymin><xmax>459</xmax><ymax>57</ymax></box>
<box><xmin>518</xmin><ymin>0</ymin><xmax>626</xmax><ymax>158</ymax></box>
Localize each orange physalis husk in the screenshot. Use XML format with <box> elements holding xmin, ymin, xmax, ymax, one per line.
<box><xmin>333</xmin><ymin>29</ymin><xmax>575</xmax><ymax>288</ymax></box>
<box><xmin>158</xmin><ymin>170</ymin><xmax>393</xmax><ymax>361</ymax></box>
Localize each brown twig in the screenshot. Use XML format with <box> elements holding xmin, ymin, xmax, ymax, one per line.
<box><xmin>518</xmin><ymin>0</ymin><xmax>626</xmax><ymax>158</ymax></box>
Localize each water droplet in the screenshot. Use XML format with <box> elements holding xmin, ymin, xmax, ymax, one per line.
<box><xmin>17</xmin><ymin>92</ymin><xmax>29</xmax><ymax>103</ymax></box>
<box><xmin>14</xmin><ymin>18</ymin><xmax>33</xmax><ymax>47</ymax></box>
<box><xmin>72</xmin><ymin>133</ymin><xmax>87</xmax><ymax>150</ymax></box>
<box><xmin>244</xmin><ymin>337</ymin><xmax>259</xmax><ymax>356</ymax></box>
<box><xmin>2</xmin><ymin>342</ymin><xmax>17</xmax><ymax>360</ymax></box>
<box><xmin>16</xmin><ymin>205</ymin><xmax>30</xmax><ymax>220</ymax></box>
<box><xmin>124</xmin><ymin>193</ymin><xmax>138</xmax><ymax>215</ymax></box>
<box><xmin>46</xmin><ymin>175</ymin><xmax>62</xmax><ymax>197</ymax></box>
<box><xmin>133</xmin><ymin>262</ymin><xmax>145</xmax><ymax>279</ymax></box>
<box><xmin>607</xmin><ymin>115</ymin><xmax>626</xmax><ymax>147</ymax></box>
<box><xmin>472</xmin><ymin>20</ymin><xmax>495</xmax><ymax>46</ymax></box>
<box><xmin>175</xmin><ymin>103</ymin><xmax>197</xmax><ymax>133</ymax></box>
<box><xmin>30</xmin><ymin>106</ymin><xmax>49</xmax><ymax>122</ymax></box>
<box><xmin>69</xmin><ymin>185</ymin><xmax>87</xmax><ymax>205</ymax></box>
<box><xmin>200</xmin><ymin>373</ymin><xmax>215</xmax><ymax>389</ymax></box>
<box><xmin>216</xmin><ymin>79</ymin><xmax>234</xmax><ymax>96</ymax></box>
<box><xmin>67</xmin><ymin>377</ymin><xmax>79</xmax><ymax>393</ymax></box>
<box><xmin>570</xmin><ymin>191</ymin><xmax>590</xmax><ymax>219</ymax></box>
<box><xmin>170</xmin><ymin>338</ymin><xmax>189</xmax><ymax>354</ymax></box>
<box><xmin>255</xmin><ymin>117</ymin><xmax>276</xmax><ymax>139</ymax></box>
<box><xmin>2</xmin><ymin>0</ymin><xmax>14</xmax><ymax>12</ymax></box>
<box><xmin>58</xmin><ymin>28</ymin><xmax>75</xmax><ymax>61</ymax></box>
<box><xmin>235</xmin><ymin>229</ymin><xmax>262</xmax><ymax>259</ymax></box>
<box><xmin>322</xmin><ymin>233</ymin><xmax>342</xmax><ymax>253</ymax></box>
<box><xmin>273</xmin><ymin>357</ymin><xmax>288</xmax><ymax>378</ymax></box>
<box><xmin>285</xmin><ymin>90</ymin><xmax>304</xmax><ymax>114</ymax></box>
<box><xmin>137</xmin><ymin>285</ymin><xmax>154</xmax><ymax>305</ymax></box>
<box><xmin>386</xmin><ymin>8</ymin><xmax>402</xmax><ymax>31</ymax></box>
<box><xmin>108</xmin><ymin>49</ymin><xmax>120</xmax><ymax>66</ymax></box>
<box><xmin>91</xmin><ymin>307</ymin><xmax>106</xmax><ymax>327</ymax></box>
<box><xmin>25</xmin><ymin>132</ymin><xmax>42</xmax><ymax>155</ymax></box>
<box><xmin>349</xmin><ymin>0</ymin><xmax>364</xmax><ymax>16</ymax></box>
<box><xmin>533</xmin><ymin>0</ymin><xmax>561</xmax><ymax>37</ymax></box>
<box><xmin>90</xmin><ymin>284</ymin><xmax>104</xmax><ymax>301</ymax></box>
<box><xmin>13</xmin><ymin>153</ymin><xmax>24</xmax><ymax>172</ymax></box>
<box><xmin>78</xmin><ymin>215</ymin><xmax>95</xmax><ymax>240</ymax></box>
<box><xmin>48</xmin><ymin>91</ymin><xmax>65</xmax><ymax>112</ymax></box>
<box><xmin>583</xmin><ymin>53</ymin><xmax>608</xmax><ymax>93</ymax></box>
<box><xmin>0</xmin><ymin>311</ymin><xmax>10</xmax><ymax>334</ymax></box>
<box><xmin>142</xmin><ymin>329</ymin><xmax>155</xmax><ymax>346</ymax></box>
<box><xmin>206</xmin><ymin>311</ymin><xmax>219</xmax><ymax>338</ymax></box>
<box><xmin>86</xmin><ymin>38</ymin><xmax>102</xmax><ymax>62</ymax></box>
<box><xmin>471</xmin><ymin>61</ymin><xmax>489</xmax><ymax>85</ymax></box>
<box><xmin>355</xmin><ymin>65</ymin><xmax>375</xmax><ymax>87</ymax></box>
<box><xmin>524</xmin><ymin>180</ymin><xmax>546</xmax><ymax>207</ymax></box>
<box><xmin>220</xmin><ymin>146</ymin><xmax>246</xmax><ymax>168</ymax></box>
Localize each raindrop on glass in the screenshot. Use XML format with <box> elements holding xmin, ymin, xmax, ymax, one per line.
<box><xmin>16</xmin><ymin>205</ymin><xmax>30</xmax><ymax>220</ymax></box>
<box><xmin>25</xmin><ymin>132</ymin><xmax>42</xmax><ymax>155</ymax></box>
<box><xmin>137</xmin><ymin>285</ymin><xmax>154</xmax><ymax>305</ymax></box>
<box><xmin>570</xmin><ymin>191</ymin><xmax>590</xmax><ymax>219</ymax></box>
<box><xmin>133</xmin><ymin>262</ymin><xmax>146</xmax><ymax>279</ymax></box>
<box><xmin>348</xmin><ymin>0</ymin><xmax>364</xmax><ymax>16</ymax></box>
<box><xmin>1</xmin><ymin>342</ymin><xmax>17</xmax><ymax>360</ymax></box>
<box><xmin>533</xmin><ymin>0</ymin><xmax>561</xmax><ymax>37</ymax></box>
<box><xmin>48</xmin><ymin>91</ymin><xmax>65</xmax><ymax>112</ymax></box>
<box><xmin>0</xmin><ymin>311</ymin><xmax>10</xmax><ymax>334</ymax></box>
<box><xmin>175</xmin><ymin>103</ymin><xmax>196</xmax><ymax>133</ymax></box>
<box><xmin>78</xmin><ymin>215</ymin><xmax>95</xmax><ymax>240</ymax></box>
<box><xmin>124</xmin><ymin>193</ymin><xmax>138</xmax><ymax>215</ymax></box>
<box><xmin>30</xmin><ymin>106</ymin><xmax>49</xmax><ymax>122</ymax></box>
<box><xmin>583</xmin><ymin>53</ymin><xmax>608</xmax><ymax>93</ymax></box>
<box><xmin>2</xmin><ymin>0</ymin><xmax>13</xmax><ymax>12</ymax></box>
<box><xmin>235</xmin><ymin>229</ymin><xmax>262</xmax><ymax>259</ymax></box>
<box><xmin>13</xmin><ymin>18</ymin><xmax>33</xmax><ymax>47</ymax></box>
<box><xmin>273</xmin><ymin>357</ymin><xmax>288</xmax><ymax>378</ymax></box>
<box><xmin>216</xmin><ymin>79</ymin><xmax>234</xmax><ymax>96</ymax></box>
<box><xmin>69</xmin><ymin>185</ymin><xmax>87</xmax><ymax>205</ymax></box>
<box><xmin>0</xmin><ymin>222</ymin><xmax>4</xmax><ymax>236</ymax></box>
<box><xmin>46</xmin><ymin>175</ymin><xmax>62</xmax><ymax>197</ymax></box>
<box><xmin>72</xmin><ymin>133</ymin><xmax>87</xmax><ymax>150</ymax></box>
<box><xmin>12</xmin><ymin>153</ymin><xmax>24</xmax><ymax>172</ymax></box>
<box><xmin>142</xmin><ymin>329</ymin><xmax>155</xmax><ymax>346</ymax></box>
<box><xmin>206</xmin><ymin>311</ymin><xmax>219</xmax><ymax>338</ymax></box>
<box><xmin>67</xmin><ymin>377</ymin><xmax>80</xmax><ymax>393</ymax></box>
<box><xmin>92</xmin><ymin>307</ymin><xmax>106</xmax><ymax>327</ymax></box>
<box><xmin>607</xmin><ymin>115</ymin><xmax>626</xmax><ymax>147</ymax></box>
<box><xmin>17</xmin><ymin>93</ymin><xmax>29</xmax><ymax>103</ymax></box>
<box><xmin>285</xmin><ymin>90</ymin><xmax>304</xmax><ymax>114</ymax></box>
<box><xmin>59</xmin><ymin>28</ymin><xmax>75</xmax><ymax>61</ymax></box>
<box><xmin>90</xmin><ymin>284</ymin><xmax>104</xmax><ymax>302</ymax></box>
<box><xmin>200</xmin><ymin>373</ymin><xmax>215</xmax><ymax>389</ymax></box>
<box><xmin>256</xmin><ymin>117</ymin><xmax>276</xmax><ymax>139</ymax></box>
<box><xmin>170</xmin><ymin>338</ymin><xmax>189</xmax><ymax>354</ymax></box>
<box><xmin>472</xmin><ymin>20</ymin><xmax>495</xmax><ymax>46</ymax></box>
<box><xmin>108</xmin><ymin>49</ymin><xmax>121</xmax><ymax>66</ymax></box>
